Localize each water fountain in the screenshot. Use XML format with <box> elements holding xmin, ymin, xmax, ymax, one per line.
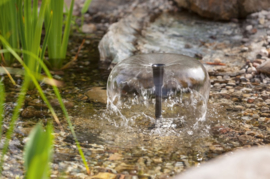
<box><xmin>107</xmin><ymin>53</ymin><xmax>210</xmax><ymax>133</ymax></box>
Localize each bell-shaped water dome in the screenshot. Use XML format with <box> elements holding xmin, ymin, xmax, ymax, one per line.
<box><xmin>107</xmin><ymin>53</ymin><xmax>210</xmax><ymax>130</ymax></box>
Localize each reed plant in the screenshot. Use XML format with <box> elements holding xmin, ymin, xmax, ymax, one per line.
<box><xmin>45</xmin><ymin>0</ymin><xmax>75</xmax><ymax>70</ymax></box>
<box><xmin>0</xmin><ymin>0</ymin><xmax>19</xmax><ymax>66</ymax></box>
<box><xmin>24</xmin><ymin>123</ymin><xmax>54</xmax><ymax>179</ymax></box>
<box><xmin>0</xmin><ymin>37</ymin><xmax>90</xmax><ymax>176</ymax></box>
<box><xmin>17</xmin><ymin>0</ymin><xmax>51</xmax><ymax>78</ymax></box>
<box><xmin>0</xmin><ymin>0</ymin><xmax>91</xmax><ymax>176</ymax></box>
<box><xmin>81</xmin><ymin>0</ymin><xmax>93</xmax><ymax>14</ymax></box>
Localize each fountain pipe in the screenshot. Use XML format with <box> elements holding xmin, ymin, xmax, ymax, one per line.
<box><xmin>152</xmin><ymin>64</ymin><xmax>165</xmax><ymax>119</ymax></box>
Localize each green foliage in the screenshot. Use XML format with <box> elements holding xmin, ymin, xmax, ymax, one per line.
<box><xmin>81</xmin><ymin>0</ymin><xmax>92</xmax><ymax>14</ymax></box>
<box><xmin>0</xmin><ymin>0</ymin><xmax>19</xmax><ymax>65</ymax></box>
<box><xmin>0</xmin><ymin>37</ymin><xmax>90</xmax><ymax>176</ymax></box>
<box><xmin>17</xmin><ymin>0</ymin><xmax>50</xmax><ymax>76</ymax></box>
<box><xmin>0</xmin><ymin>0</ymin><xmax>91</xmax><ymax>176</ymax></box>
<box><xmin>45</xmin><ymin>0</ymin><xmax>75</xmax><ymax>70</ymax></box>
<box><xmin>0</xmin><ymin>0</ymin><xmax>9</xmax><ymax>6</ymax></box>
<box><xmin>24</xmin><ymin>123</ymin><xmax>53</xmax><ymax>179</ymax></box>
<box><xmin>0</xmin><ymin>81</ymin><xmax>5</xmax><ymax>141</ymax></box>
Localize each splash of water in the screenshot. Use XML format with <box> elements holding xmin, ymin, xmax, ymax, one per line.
<box><xmin>106</xmin><ymin>53</ymin><xmax>210</xmax><ymax>135</ymax></box>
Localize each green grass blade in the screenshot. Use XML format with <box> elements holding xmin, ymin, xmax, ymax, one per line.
<box><xmin>60</xmin><ymin>0</ymin><xmax>74</xmax><ymax>66</ymax></box>
<box><xmin>41</xmin><ymin>11</ymin><xmax>53</xmax><ymax>62</ymax></box>
<box><xmin>0</xmin><ymin>0</ymin><xmax>19</xmax><ymax>65</ymax></box>
<box><xmin>46</xmin><ymin>0</ymin><xmax>64</xmax><ymax>67</ymax></box>
<box><xmin>17</xmin><ymin>0</ymin><xmax>27</xmax><ymax>63</ymax></box>
<box><xmin>0</xmin><ymin>0</ymin><xmax>9</xmax><ymax>6</ymax></box>
<box><xmin>81</xmin><ymin>0</ymin><xmax>92</xmax><ymax>14</ymax></box>
<box><xmin>0</xmin><ymin>36</ymin><xmax>61</xmax><ymax>127</ymax></box>
<box><xmin>0</xmin><ymin>81</ymin><xmax>5</xmax><ymax>141</ymax></box>
<box><xmin>0</xmin><ymin>36</ymin><xmax>90</xmax><ymax>173</ymax></box>
<box><xmin>24</xmin><ymin>123</ymin><xmax>53</xmax><ymax>179</ymax></box>
<box><xmin>24</xmin><ymin>0</ymin><xmax>32</xmax><ymax>58</ymax></box>
<box><xmin>33</xmin><ymin>0</ymin><xmax>38</xmax><ymax>28</ymax></box>
<box><xmin>52</xmin><ymin>84</ymin><xmax>91</xmax><ymax>174</ymax></box>
<box><xmin>19</xmin><ymin>48</ymin><xmax>90</xmax><ymax>173</ymax></box>
<box><xmin>30</xmin><ymin>0</ymin><xmax>50</xmax><ymax>73</ymax></box>
<box><xmin>7</xmin><ymin>0</ymin><xmax>19</xmax><ymax>64</ymax></box>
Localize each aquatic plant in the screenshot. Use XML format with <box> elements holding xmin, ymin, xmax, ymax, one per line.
<box><xmin>0</xmin><ymin>0</ymin><xmax>90</xmax><ymax>176</ymax></box>
<box><xmin>0</xmin><ymin>0</ymin><xmax>19</xmax><ymax>66</ymax></box>
<box><xmin>0</xmin><ymin>37</ymin><xmax>90</xmax><ymax>176</ymax></box>
<box><xmin>80</xmin><ymin>0</ymin><xmax>93</xmax><ymax>31</ymax></box>
<box><xmin>16</xmin><ymin>0</ymin><xmax>51</xmax><ymax>81</ymax></box>
<box><xmin>45</xmin><ymin>0</ymin><xmax>75</xmax><ymax>70</ymax></box>
<box><xmin>81</xmin><ymin>0</ymin><xmax>93</xmax><ymax>14</ymax></box>
<box><xmin>24</xmin><ymin>123</ymin><xmax>54</xmax><ymax>179</ymax></box>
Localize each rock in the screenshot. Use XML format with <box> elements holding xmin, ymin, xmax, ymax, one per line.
<box><xmin>261</xmin><ymin>113</ymin><xmax>270</xmax><ymax>117</ymax></box>
<box><xmin>87</xmin><ymin>172</ymin><xmax>117</xmax><ymax>179</ymax></box>
<box><xmin>247</xmin><ymin>67</ymin><xmax>256</xmax><ymax>73</ymax></box>
<box><xmin>50</xmin><ymin>99</ymin><xmax>75</xmax><ymax>109</ymax></box>
<box><xmin>247</xmin><ymin>97</ymin><xmax>255</xmax><ymax>103</ymax></box>
<box><xmin>245</xmin><ymin>74</ymin><xmax>253</xmax><ymax>79</ymax></box>
<box><xmin>85</xmin><ymin>87</ymin><xmax>107</xmax><ymax>104</ymax></box>
<box><xmin>99</xmin><ymin>6</ymin><xmax>246</xmax><ymax>67</ymax></box>
<box><xmin>259</xmin><ymin>48</ymin><xmax>269</xmax><ymax>57</ymax></box>
<box><xmin>241</xmin><ymin>116</ymin><xmax>252</xmax><ymax>121</ymax></box>
<box><xmin>16</xmin><ymin>127</ymin><xmax>33</xmax><ymax>136</ymax></box>
<box><xmin>20</xmin><ymin>106</ymin><xmax>49</xmax><ymax>118</ymax></box>
<box><xmin>245</xmin><ymin>25</ymin><xmax>253</xmax><ymax>31</ymax></box>
<box><xmin>82</xmin><ymin>24</ymin><xmax>97</xmax><ymax>33</ymax></box>
<box><xmin>115</xmin><ymin>163</ymin><xmax>137</xmax><ymax>173</ymax></box>
<box><xmin>88</xmin><ymin>0</ymin><xmax>134</xmax><ymax>14</ymax></box>
<box><xmin>175</xmin><ymin>0</ymin><xmax>270</xmax><ymax>20</ymax></box>
<box><xmin>26</xmin><ymin>98</ymin><xmax>48</xmax><ymax>109</ymax></box>
<box><xmin>174</xmin><ymin>147</ymin><xmax>270</xmax><ymax>179</ymax></box>
<box><xmin>257</xmin><ymin>59</ymin><xmax>270</xmax><ymax>75</ymax></box>
<box><xmin>108</xmin><ymin>153</ymin><xmax>123</xmax><ymax>161</ymax></box>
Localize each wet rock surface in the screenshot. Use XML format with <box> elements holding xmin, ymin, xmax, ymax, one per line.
<box><xmin>98</xmin><ymin>6</ymin><xmax>270</xmax><ymax>69</ymax></box>
<box><xmin>85</xmin><ymin>87</ymin><xmax>107</xmax><ymax>104</ymax></box>
<box><xmin>175</xmin><ymin>0</ymin><xmax>270</xmax><ymax>20</ymax></box>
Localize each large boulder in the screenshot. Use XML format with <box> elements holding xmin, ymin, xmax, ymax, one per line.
<box><xmin>174</xmin><ymin>146</ymin><xmax>270</xmax><ymax>179</ymax></box>
<box><xmin>175</xmin><ymin>0</ymin><xmax>270</xmax><ymax>20</ymax></box>
<box><xmin>88</xmin><ymin>0</ymin><xmax>135</xmax><ymax>14</ymax></box>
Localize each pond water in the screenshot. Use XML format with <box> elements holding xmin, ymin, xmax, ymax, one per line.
<box><xmin>3</xmin><ymin>31</ymin><xmax>267</xmax><ymax>178</ymax></box>
<box><xmin>53</xmin><ymin>35</ymin><xmax>242</xmax><ymax>177</ymax></box>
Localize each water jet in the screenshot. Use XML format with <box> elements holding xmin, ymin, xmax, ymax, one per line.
<box><xmin>107</xmin><ymin>53</ymin><xmax>210</xmax><ymax>131</ymax></box>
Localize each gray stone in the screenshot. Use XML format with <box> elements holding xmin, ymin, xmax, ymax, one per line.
<box><xmin>257</xmin><ymin>59</ymin><xmax>270</xmax><ymax>75</ymax></box>
<box><xmin>82</xmin><ymin>24</ymin><xmax>97</xmax><ymax>33</ymax></box>
<box><xmin>245</xmin><ymin>74</ymin><xmax>253</xmax><ymax>79</ymax></box>
<box><xmin>247</xmin><ymin>67</ymin><xmax>257</xmax><ymax>73</ymax></box>
<box><xmin>241</xmin><ymin>116</ymin><xmax>252</xmax><ymax>121</ymax></box>
<box><xmin>174</xmin><ymin>147</ymin><xmax>270</xmax><ymax>179</ymax></box>
<box><xmin>174</xmin><ymin>0</ymin><xmax>270</xmax><ymax>20</ymax></box>
<box><xmin>246</xmin><ymin>25</ymin><xmax>253</xmax><ymax>31</ymax></box>
<box><xmin>88</xmin><ymin>0</ymin><xmax>134</xmax><ymax>14</ymax></box>
<box><xmin>85</xmin><ymin>87</ymin><xmax>107</xmax><ymax>104</ymax></box>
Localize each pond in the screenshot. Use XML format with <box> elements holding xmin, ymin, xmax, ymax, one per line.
<box><xmin>2</xmin><ymin>29</ymin><xmax>270</xmax><ymax>179</ymax></box>
<box><xmin>54</xmin><ymin>36</ymin><xmax>265</xmax><ymax>178</ymax></box>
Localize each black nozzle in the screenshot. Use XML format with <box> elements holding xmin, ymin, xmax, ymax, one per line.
<box><xmin>152</xmin><ymin>64</ymin><xmax>165</xmax><ymax>119</ymax></box>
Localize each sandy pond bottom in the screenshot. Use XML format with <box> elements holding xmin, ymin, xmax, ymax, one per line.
<box><xmin>60</xmin><ymin>46</ymin><xmax>240</xmax><ymax>177</ymax></box>
<box><xmin>65</xmin><ymin>99</ymin><xmax>239</xmax><ymax>178</ymax></box>
<box><xmin>2</xmin><ymin>34</ymin><xmax>269</xmax><ymax>178</ymax></box>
